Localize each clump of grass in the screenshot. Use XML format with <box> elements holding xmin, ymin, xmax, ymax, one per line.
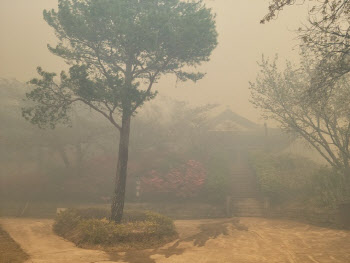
<box><xmin>0</xmin><ymin>225</ymin><xmax>29</xmax><ymax>263</ymax></box>
<box><xmin>53</xmin><ymin>208</ymin><xmax>177</xmax><ymax>248</ymax></box>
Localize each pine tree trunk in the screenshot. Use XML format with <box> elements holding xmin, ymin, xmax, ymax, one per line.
<box><xmin>110</xmin><ymin>112</ymin><xmax>131</xmax><ymax>223</ymax></box>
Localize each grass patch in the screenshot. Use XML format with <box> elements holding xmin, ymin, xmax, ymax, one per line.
<box><xmin>0</xmin><ymin>225</ymin><xmax>29</xmax><ymax>263</ymax></box>
<box><xmin>53</xmin><ymin>208</ymin><xmax>178</xmax><ymax>249</ymax></box>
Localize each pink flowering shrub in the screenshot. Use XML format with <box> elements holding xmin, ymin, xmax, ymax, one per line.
<box><xmin>141</xmin><ymin>160</ymin><xmax>206</xmax><ymax>198</ymax></box>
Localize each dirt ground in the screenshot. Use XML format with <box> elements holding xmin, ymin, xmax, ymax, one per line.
<box><xmin>0</xmin><ymin>225</ymin><xmax>28</xmax><ymax>263</ymax></box>
<box><xmin>0</xmin><ymin>217</ymin><xmax>349</xmax><ymax>263</ymax></box>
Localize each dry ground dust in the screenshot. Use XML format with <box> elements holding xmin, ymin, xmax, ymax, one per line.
<box><xmin>0</xmin><ymin>217</ymin><xmax>349</xmax><ymax>263</ymax></box>
<box><xmin>0</xmin><ymin>225</ymin><xmax>28</xmax><ymax>263</ymax></box>
<box><xmin>0</xmin><ymin>218</ymin><xmax>114</xmax><ymax>263</ymax></box>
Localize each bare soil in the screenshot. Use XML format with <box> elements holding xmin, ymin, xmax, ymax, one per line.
<box><xmin>0</xmin><ymin>225</ymin><xmax>28</xmax><ymax>263</ymax></box>
<box><xmin>1</xmin><ymin>217</ymin><xmax>349</xmax><ymax>263</ymax></box>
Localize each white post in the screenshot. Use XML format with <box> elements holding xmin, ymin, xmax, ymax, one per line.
<box><xmin>136</xmin><ymin>177</ymin><xmax>141</xmax><ymax>200</ymax></box>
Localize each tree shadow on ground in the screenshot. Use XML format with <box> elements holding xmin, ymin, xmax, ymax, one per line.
<box><xmin>109</xmin><ymin>218</ymin><xmax>248</xmax><ymax>263</ymax></box>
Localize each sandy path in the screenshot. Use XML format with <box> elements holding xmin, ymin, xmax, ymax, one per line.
<box><xmin>1</xmin><ymin>217</ymin><xmax>350</xmax><ymax>263</ymax></box>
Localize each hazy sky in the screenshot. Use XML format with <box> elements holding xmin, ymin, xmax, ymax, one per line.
<box><xmin>0</xmin><ymin>0</ymin><xmax>307</xmax><ymax>123</ymax></box>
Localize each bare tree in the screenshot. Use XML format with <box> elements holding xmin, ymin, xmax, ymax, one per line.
<box><xmin>250</xmin><ymin>56</ymin><xmax>350</xmax><ymax>174</ymax></box>
<box><xmin>262</xmin><ymin>0</ymin><xmax>350</xmax><ymax>24</ymax></box>
<box><xmin>263</xmin><ymin>1</ymin><xmax>350</xmax><ymax>97</ymax></box>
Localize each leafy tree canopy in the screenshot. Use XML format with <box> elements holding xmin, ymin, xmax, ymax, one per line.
<box><xmin>23</xmin><ymin>0</ymin><xmax>218</xmax><ymax>129</ymax></box>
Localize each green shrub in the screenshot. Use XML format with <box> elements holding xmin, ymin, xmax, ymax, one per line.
<box><xmin>53</xmin><ymin>208</ymin><xmax>177</xmax><ymax>247</ymax></box>
<box><xmin>311</xmin><ymin>167</ymin><xmax>350</xmax><ymax>207</ymax></box>
<box><xmin>74</xmin><ymin>219</ymin><xmax>126</xmax><ymax>244</ymax></box>
<box><xmin>202</xmin><ymin>156</ymin><xmax>231</xmax><ymax>203</ymax></box>
<box><xmin>74</xmin><ymin>208</ymin><xmax>110</xmax><ymax>220</ymax></box>
<box><xmin>249</xmin><ymin>151</ymin><xmax>350</xmax><ymax>207</ymax></box>
<box><xmin>122</xmin><ymin>210</ymin><xmax>151</xmax><ymax>223</ymax></box>
<box><xmin>53</xmin><ymin>209</ymin><xmax>81</xmax><ymax>237</ymax></box>
<box><xmin>143</xmin><ymin>211</ymin><xmax>177</xmax><ymax>237</ymax></box>
<box><xmin>249</xmin><ymin>152</ymin><xmax>317</xmax><ymax>203</ymax></box>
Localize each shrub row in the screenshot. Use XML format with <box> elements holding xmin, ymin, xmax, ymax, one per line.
<box><xmin>53</xmin><ymin>208</ymin><xmax>177</xmax><ymax>246</ymax></box>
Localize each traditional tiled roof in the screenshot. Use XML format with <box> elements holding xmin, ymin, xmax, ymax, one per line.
<box><xmin>208</xmin><ymin>109</ymin><xmax>260</xmax><ymax>132</ymax></box>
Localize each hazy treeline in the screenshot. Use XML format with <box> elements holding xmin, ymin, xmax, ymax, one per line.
<box><xmin>2</xmin><ymin>77</ymin><xmax>348</xmax><ymax>208</ymax></box>
<box><xmin>0</xmin><ymin>79</ymin><xmax>231</xmax><ymax>203</ymax></box>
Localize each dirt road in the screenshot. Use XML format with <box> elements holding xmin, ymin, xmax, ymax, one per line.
<box><xmin>0</xmin><ymin>217</ymin><xmax>349</xmax><ymax>263</ymax></box>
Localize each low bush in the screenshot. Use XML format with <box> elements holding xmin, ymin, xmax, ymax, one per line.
<box><xmin>249</xmin><ymin>151</ymin><xmax>350</xmax><ymax>208</ymax></box>
<box><xmin>249</xmin><ymin>152</ymin><xmax>317</xmax><ymax>204</ymax></box>
<box><xmin>202</xmin><ymin>156</ymin><xmax>231</xmax><ymax>203</ymax></box>
<box><xmin>311</xmin><ymin>167</ymin><xmax>350</xmax><ymax>207</ymax></box>
<box><xmin>53</xmin><ymin>208</ymin><xmax>177</xmax><ymax>247</ymax></box>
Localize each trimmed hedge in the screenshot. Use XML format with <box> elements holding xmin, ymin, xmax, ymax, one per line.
<box><xmin>53</xmin><ymin>208</ymin><xmax>177</xmax><ymax>246</ymax></box>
